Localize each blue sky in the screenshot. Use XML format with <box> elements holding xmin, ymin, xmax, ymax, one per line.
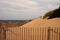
<box><xmin>0</xmin><ymin>0</ymin><xmax>60</xmax><ymax>20</ymax></box>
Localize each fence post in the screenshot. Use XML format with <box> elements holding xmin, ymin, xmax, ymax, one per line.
<box><xmin>47</xmin><ymin>27</ymin><xmax>50</xmax><ymax>40</ymax></box>
<box><xmin>0</xmin><ymin>24</ymin><xmax>6</xmax><ymax>40</ymax></box>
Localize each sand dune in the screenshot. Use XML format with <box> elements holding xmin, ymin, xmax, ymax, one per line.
<box><xmin>21</xmin><ymin>18</ymin><xmax>60</xmax><ymax>27</ymax></box>
<box><xmin>6</xmin><ymin>18</ymin><xmax>60</xmax><ymax>40</ymax></box>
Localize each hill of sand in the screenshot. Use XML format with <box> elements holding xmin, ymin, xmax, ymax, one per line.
<box><xmin>47</xmin><ymin>18</ymin><xmax>60</xmax><ymax>27</ymax></box>
<box><xmin>21</xmin><ymin>18</ymin><xmax>60</xmax><ymax>27</ymax></box>
<box><xmin>6</xmin><ymin>18</ymin><xmax>60</xmax><ymax>40</ymax></box>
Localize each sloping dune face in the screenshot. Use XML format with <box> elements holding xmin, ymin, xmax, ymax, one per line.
<box><xmin>47</xmin><ymin>18</ymin><xmax>60</xmax><ymax>27</ymax></box>
<box><xmin>21</xmin><ymin>18</ymin><xmax>48</xmax><ymax>27</ymax></box>
<box><xmin>21</xmin><ymin>18</ymin><xmax>60</xmax><ymax>27</ymax></box>
<box><xmin>6</xmin><ymin>18</ymin><xmax>60</xmax><ymax>40</ymax></box>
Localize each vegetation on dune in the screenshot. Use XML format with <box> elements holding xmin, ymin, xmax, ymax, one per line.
<box><xmin>43</xmin><ymin>7</ymin><xmax>60</xmax><ymax>19</ymax></box>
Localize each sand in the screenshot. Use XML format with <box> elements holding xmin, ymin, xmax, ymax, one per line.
<box><xmin>20</xmin><ymin>18</ymin><xmax>60</xmax><ymax>40</ymax></box>
<box><xmin>21</xmin><ymin>18</ymin><xmax>60</xmax><ymax>27</ymax></box>
<box><xmin>6</xmin><ymin>18</ymin><xmax>60</xmax><ymax>40</ymax></box>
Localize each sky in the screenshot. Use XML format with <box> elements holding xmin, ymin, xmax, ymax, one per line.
<box><xmin>0</xmin><ymin>0</ymin><xmax>60</xmax><ymax>20</ymax></box>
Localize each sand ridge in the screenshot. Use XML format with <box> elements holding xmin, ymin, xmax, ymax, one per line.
<box><xmin>6</xmin><ymin>18</ymin><xmax>60</xmax><ymax>40</ymax></box>
<box><xmin>21</xmin><ymin>18</ymin><xmax>60</xmax><ymax>28</ymax></box>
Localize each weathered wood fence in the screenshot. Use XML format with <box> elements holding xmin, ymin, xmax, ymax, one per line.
<box><xmin>0</xmin><ymin>26</ymin><xmax>60</xmax><ymax>40</ymax></box>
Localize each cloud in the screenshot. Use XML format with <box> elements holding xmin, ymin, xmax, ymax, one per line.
<box><xmin>28</xmin><ymin>0</ymin><xmax>59</xmax><ymax>13</ymax></box>
<box><xmin>0</xmin><ymin>0</ymin><xmax>59</xmax><ymax>20</ymax></box>
<box><xmin>36</xmin><ymin>0</ymin><xmax>60</xmax><ymax>3</ymax></box>
<box><xmin>0</xmin><ymin>0</ymin><xmax>38</xmax><ymax>8</ymax></box>
<box><xmin>0</xmin><ymin>0</ymin><xmax>40</xmax><ymax>20</ymax></box>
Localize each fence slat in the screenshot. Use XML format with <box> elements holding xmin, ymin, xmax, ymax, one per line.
<box><xmin>0</xmin><ymin>26</ymin><xmax>60</xmax><ymax>40</ymax></box>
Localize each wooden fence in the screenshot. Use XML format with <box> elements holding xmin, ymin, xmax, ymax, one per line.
<box><xmin>0</xmin><ymin>26</ymin><xmax>60</xmax><ymax>40</ymax></box>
